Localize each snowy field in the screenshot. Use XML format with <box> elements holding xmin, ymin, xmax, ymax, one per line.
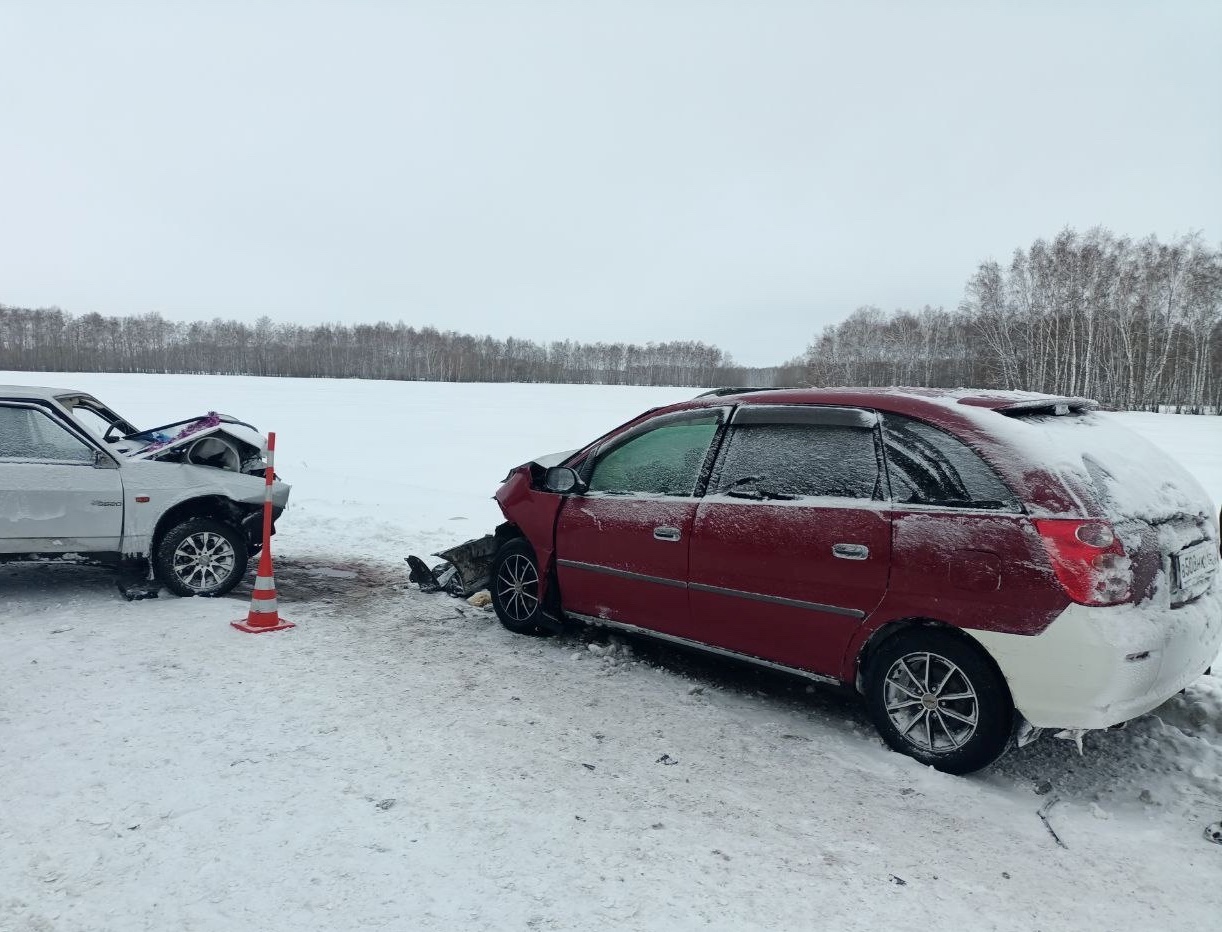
<box><xmin>2</xmin><ymin>371</ymin><xmax>1220</xmax><ymax>931</ymax></box>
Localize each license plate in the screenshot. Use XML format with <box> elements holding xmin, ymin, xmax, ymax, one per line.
<box><xmin>1174</xmin><ymin>540</ymin><xmax>1218</xmax><ymax>593</ymax></box>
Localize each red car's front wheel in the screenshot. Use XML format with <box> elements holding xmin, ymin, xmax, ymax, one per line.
<box><xmin>489</xmin><ymin>538</ymin><xmax>552</xmax><ymax>637</ymax></box>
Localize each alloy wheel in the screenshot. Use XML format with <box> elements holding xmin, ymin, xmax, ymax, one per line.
<box><xmin>172</xmin><ymin>531</ymin><xmax>238</xmax><ymax>592</ymax></box>
<box><xmin>496</xmin><ymin>554</ymin><xmax>540</xmax><ymax>623</ymax></box>
<box><xmin>883</xmin><ymin>651</ymin><xmax>980</xmax><ymax>753</ymax></box>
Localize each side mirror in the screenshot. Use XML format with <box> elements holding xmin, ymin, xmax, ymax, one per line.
<box><xmin>92</xmin><ymin>449</ymin><xmax>118</xmax><ymax>469</ymax></box>
<box><xmin>544</xmin><ymin>466</ymin><xmax>585</xmax><ymax>494</ymax></box>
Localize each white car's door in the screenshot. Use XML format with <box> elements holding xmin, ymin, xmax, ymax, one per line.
<box><xmin>0</xmin><ymin>402</ymin><xmax>124</xmax><ymax>553</ymax></box>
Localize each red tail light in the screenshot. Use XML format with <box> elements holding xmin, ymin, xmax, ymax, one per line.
<box><xmin>1034</xmin><ymin>519</ymin><xmax>1132</xmax><ymax>606</ymax></box>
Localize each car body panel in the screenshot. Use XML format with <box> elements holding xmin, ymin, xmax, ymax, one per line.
<box><xmin>555</xmin><ymin>494</ymin><xmax>697</xmax><ymax>636</ymax></box>
<box><xmin>967</xmin><ymin>589</ymin><xmax>1222</xmax><ymax>729</ymax></box>
<box><xmin>113</xmin><ymin>459</ymin><xmax>290</xmax><ymax>558</ymax></box>
<box><xmin>876</xmin><ymin>510</ymin><xmax>1067</xmax><ymax>617</ymax></box>
<box><xmin>0</xmin><ymin>461</ymin><xmax>125</xmax><ymax>552</ymax></box>
<box><xmin>689</xmin><ymin>496</ymin><xmax>890</xmax><ymax>675</ymax></box>
<box><xmin>495</xmin><ymin>467</ymin><xmax>564</xmax><ymax>601</ymax></box>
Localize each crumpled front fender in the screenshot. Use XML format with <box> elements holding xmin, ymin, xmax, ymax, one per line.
<box><xmin>117</xmin><ymin>460</ymin><xmax>290</xmax><ymax>557</ymax></box>
<box><xmin>495</xmin><ymin>466</ymin><xmax>564</xmax><ymax>599</ymax></box>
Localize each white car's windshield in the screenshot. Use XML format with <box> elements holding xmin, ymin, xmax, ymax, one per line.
<box><xmin>56</xmin><ymin>395</ymin><xmax>137</xmax><ymax>440</ymax></box>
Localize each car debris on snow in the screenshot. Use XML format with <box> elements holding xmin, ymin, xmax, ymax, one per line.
<box><xmin>1038</xmin><ymin>797</ymin><xmax>1069</xmax><ymax>849</ymax></box>
<box><xmin>405</xmin><ymin>535</ymin><xmax>497</xmax><ymax>598</ymax></box>
<box><xmin>1055</xmin><ymin>729</ymin><xmax>1089</xmax><ymax>755</ymax></box>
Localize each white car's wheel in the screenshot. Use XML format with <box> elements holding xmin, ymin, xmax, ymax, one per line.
<box><xmin>154</xmin><ymin>517</ymin><xmax>249</xmax><ymax>597</ymax></box>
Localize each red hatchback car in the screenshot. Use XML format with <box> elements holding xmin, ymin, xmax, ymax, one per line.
<box><xmin>488</xmin><ymin>388</ymin><xmax>1221</xmax><ymax>774</ymax></box>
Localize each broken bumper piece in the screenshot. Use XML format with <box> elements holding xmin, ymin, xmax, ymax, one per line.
<box><xmin>406</xmin><ymin>534</ymin><xmax>497</xmax><ymax>598</ymax></box>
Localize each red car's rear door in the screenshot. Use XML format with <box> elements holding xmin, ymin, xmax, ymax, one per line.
<box><xmin>688</xmin><ymin>406</ymin><xmax>891</xmax><ymax>676</ymax></box>
<box><xmin>872</xmin><ymin>411</ymin><xmax>1063</xmax><ymax>635</ymax></box>
<box><xmin>555</xmin><ymin>409</ymin><xmax>725</xmax><ymax>636</ymax></box>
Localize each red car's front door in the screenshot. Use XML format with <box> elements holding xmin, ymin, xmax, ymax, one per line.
<box><xmin>555</xmin><ymin>409</ymin><xmax>724</xmax><ymax>636</ymax></box>
<box><xmin>686</xmin><ymin>406</ymin><xmax>891</xmax><ymax>676</ymax></box>
<box><xmin>556</xmin><ymin>496</ymin><xmax>697</xmax><ymax>631</ymax></box>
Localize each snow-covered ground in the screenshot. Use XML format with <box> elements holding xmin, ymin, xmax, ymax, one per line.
<box><xmin>2</xmin><ymin>372</ymin><xmax>1220</xmax><ymax>931</ymax></box>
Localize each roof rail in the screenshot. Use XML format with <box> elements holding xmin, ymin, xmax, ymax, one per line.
<box><xmin>693</xmin><ymin>387</ymin><xmax>775</xmax><ymax>398</ymax></box>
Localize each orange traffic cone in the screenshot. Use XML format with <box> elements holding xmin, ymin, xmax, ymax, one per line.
<box><xmin>232</xmin><ymin>430</ymin><xmax>294</xmax><ymax>634</ymax></box>
<box><xmin>231</xmin><ymin>547</ymin><xmax>295</xmax><ymax>633</ymax></box>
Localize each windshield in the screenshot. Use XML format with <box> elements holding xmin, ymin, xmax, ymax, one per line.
<box><xmin>56</xmin><ymin>395</ymin><xmax>137</xmax><ymax>439</ymax></box>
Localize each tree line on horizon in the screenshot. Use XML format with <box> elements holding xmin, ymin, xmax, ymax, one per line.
<box><xmin>0</xmin><ymin>311</ymin><xmax>748</xmax><ymax>388</ymax></box>
<box><xmin>778</xmin><ymin>229</ymin><xmax>1220</xmax><ymax>413</ymax></box>
<box><xmin>0</xmin><ymin>228</ymin><xmax>1218</xmax><ymax>411</ymax></box>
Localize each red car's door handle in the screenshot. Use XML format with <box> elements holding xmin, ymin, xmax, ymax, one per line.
<box><xmin>833</xmin><ymin>543</ymin><xmax>869</xmax><ymax>560</ymax></box>
<box><xmin>653</xmin><ymin>526</ymin><xmax>682</xmax><ymax>542</ymax></box>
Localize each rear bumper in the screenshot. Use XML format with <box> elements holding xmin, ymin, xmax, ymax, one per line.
<box><xmin>966</xmin><ymin>587</ymin><xmax>1222</xmax><ymax>729</ymax></box>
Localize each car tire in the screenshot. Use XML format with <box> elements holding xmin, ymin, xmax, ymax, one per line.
<box><xmin>489</xmin><ymin>538</ymin><xmax>551</xmax><ymax>636</ymax></box>
<box><xmin>864</xmin><ymin>628</ymin><xmax>1014</xmax><ymax>775</ymax></box>
<box><xmin>154</xmin><ymin>517</ymin><xmax>249</xmax><ymax>597</ymax></box>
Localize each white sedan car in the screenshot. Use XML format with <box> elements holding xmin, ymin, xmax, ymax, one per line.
<box><xmin>0</xmin><ymin>385</ymin><xmax>290</xmax><ymax>596</ymax></box>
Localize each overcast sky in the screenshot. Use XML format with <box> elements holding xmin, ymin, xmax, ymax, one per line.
<box><xmin>1</xmin><ymin>1</ymin><xmax>1218</xmax><ymax>366</ymax></box>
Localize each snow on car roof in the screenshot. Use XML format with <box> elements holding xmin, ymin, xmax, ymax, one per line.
<box><xmin>0</xmin><ymin>384</ymin><xmax>80</xmax><ymax>401</ymax></box>
<box><xmin>700</xmin><ymin>386</ymin><xmax>1089</xmax><ymax>411</ymax></box>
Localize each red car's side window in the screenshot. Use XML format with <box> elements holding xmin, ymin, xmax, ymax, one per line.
<box><xmin>881</xmin><ymin>414</ymin><xmax>1019</xmax><ymax>511</ymax></box>
<box><xmin>711</xmin><ymin>422</ymin><xmax>881</xmax><ymax>501</ymax></box>
<box><xmin>586</xmin><ymin>415</ymin><xmax>721</xmax><ymax>497</ymax></box>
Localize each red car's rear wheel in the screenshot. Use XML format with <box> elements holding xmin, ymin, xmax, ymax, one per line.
<box><xmin>865</xmin><ymin>629</ymin><xmax>1014</xmax><ymax>774</ymax></box>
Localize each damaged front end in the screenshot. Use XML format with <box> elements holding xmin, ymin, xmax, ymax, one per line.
<box><xmin>405</xmin><ymin>448</ymin><xmax>579</xmax><ymax>602</ymax></box>
<box><xmin>406</xmin><ymin>535</ymin><xmax>498</xmax><ymax>598</ymax></box>
<box><xmin>57</xmin><ymin>392</ymin><xmax>274</xmax><ymax>476</ymax></box>
<box><xmin>116</xmin><ymin>413</ymin><xmax>270</xmax><ymax>475</ymax></box>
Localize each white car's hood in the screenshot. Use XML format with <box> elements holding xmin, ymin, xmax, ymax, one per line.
<box><xmin>122</xmin><ymin>420</ymin><xmax>265</xmax><ymax>460</ymax></box>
